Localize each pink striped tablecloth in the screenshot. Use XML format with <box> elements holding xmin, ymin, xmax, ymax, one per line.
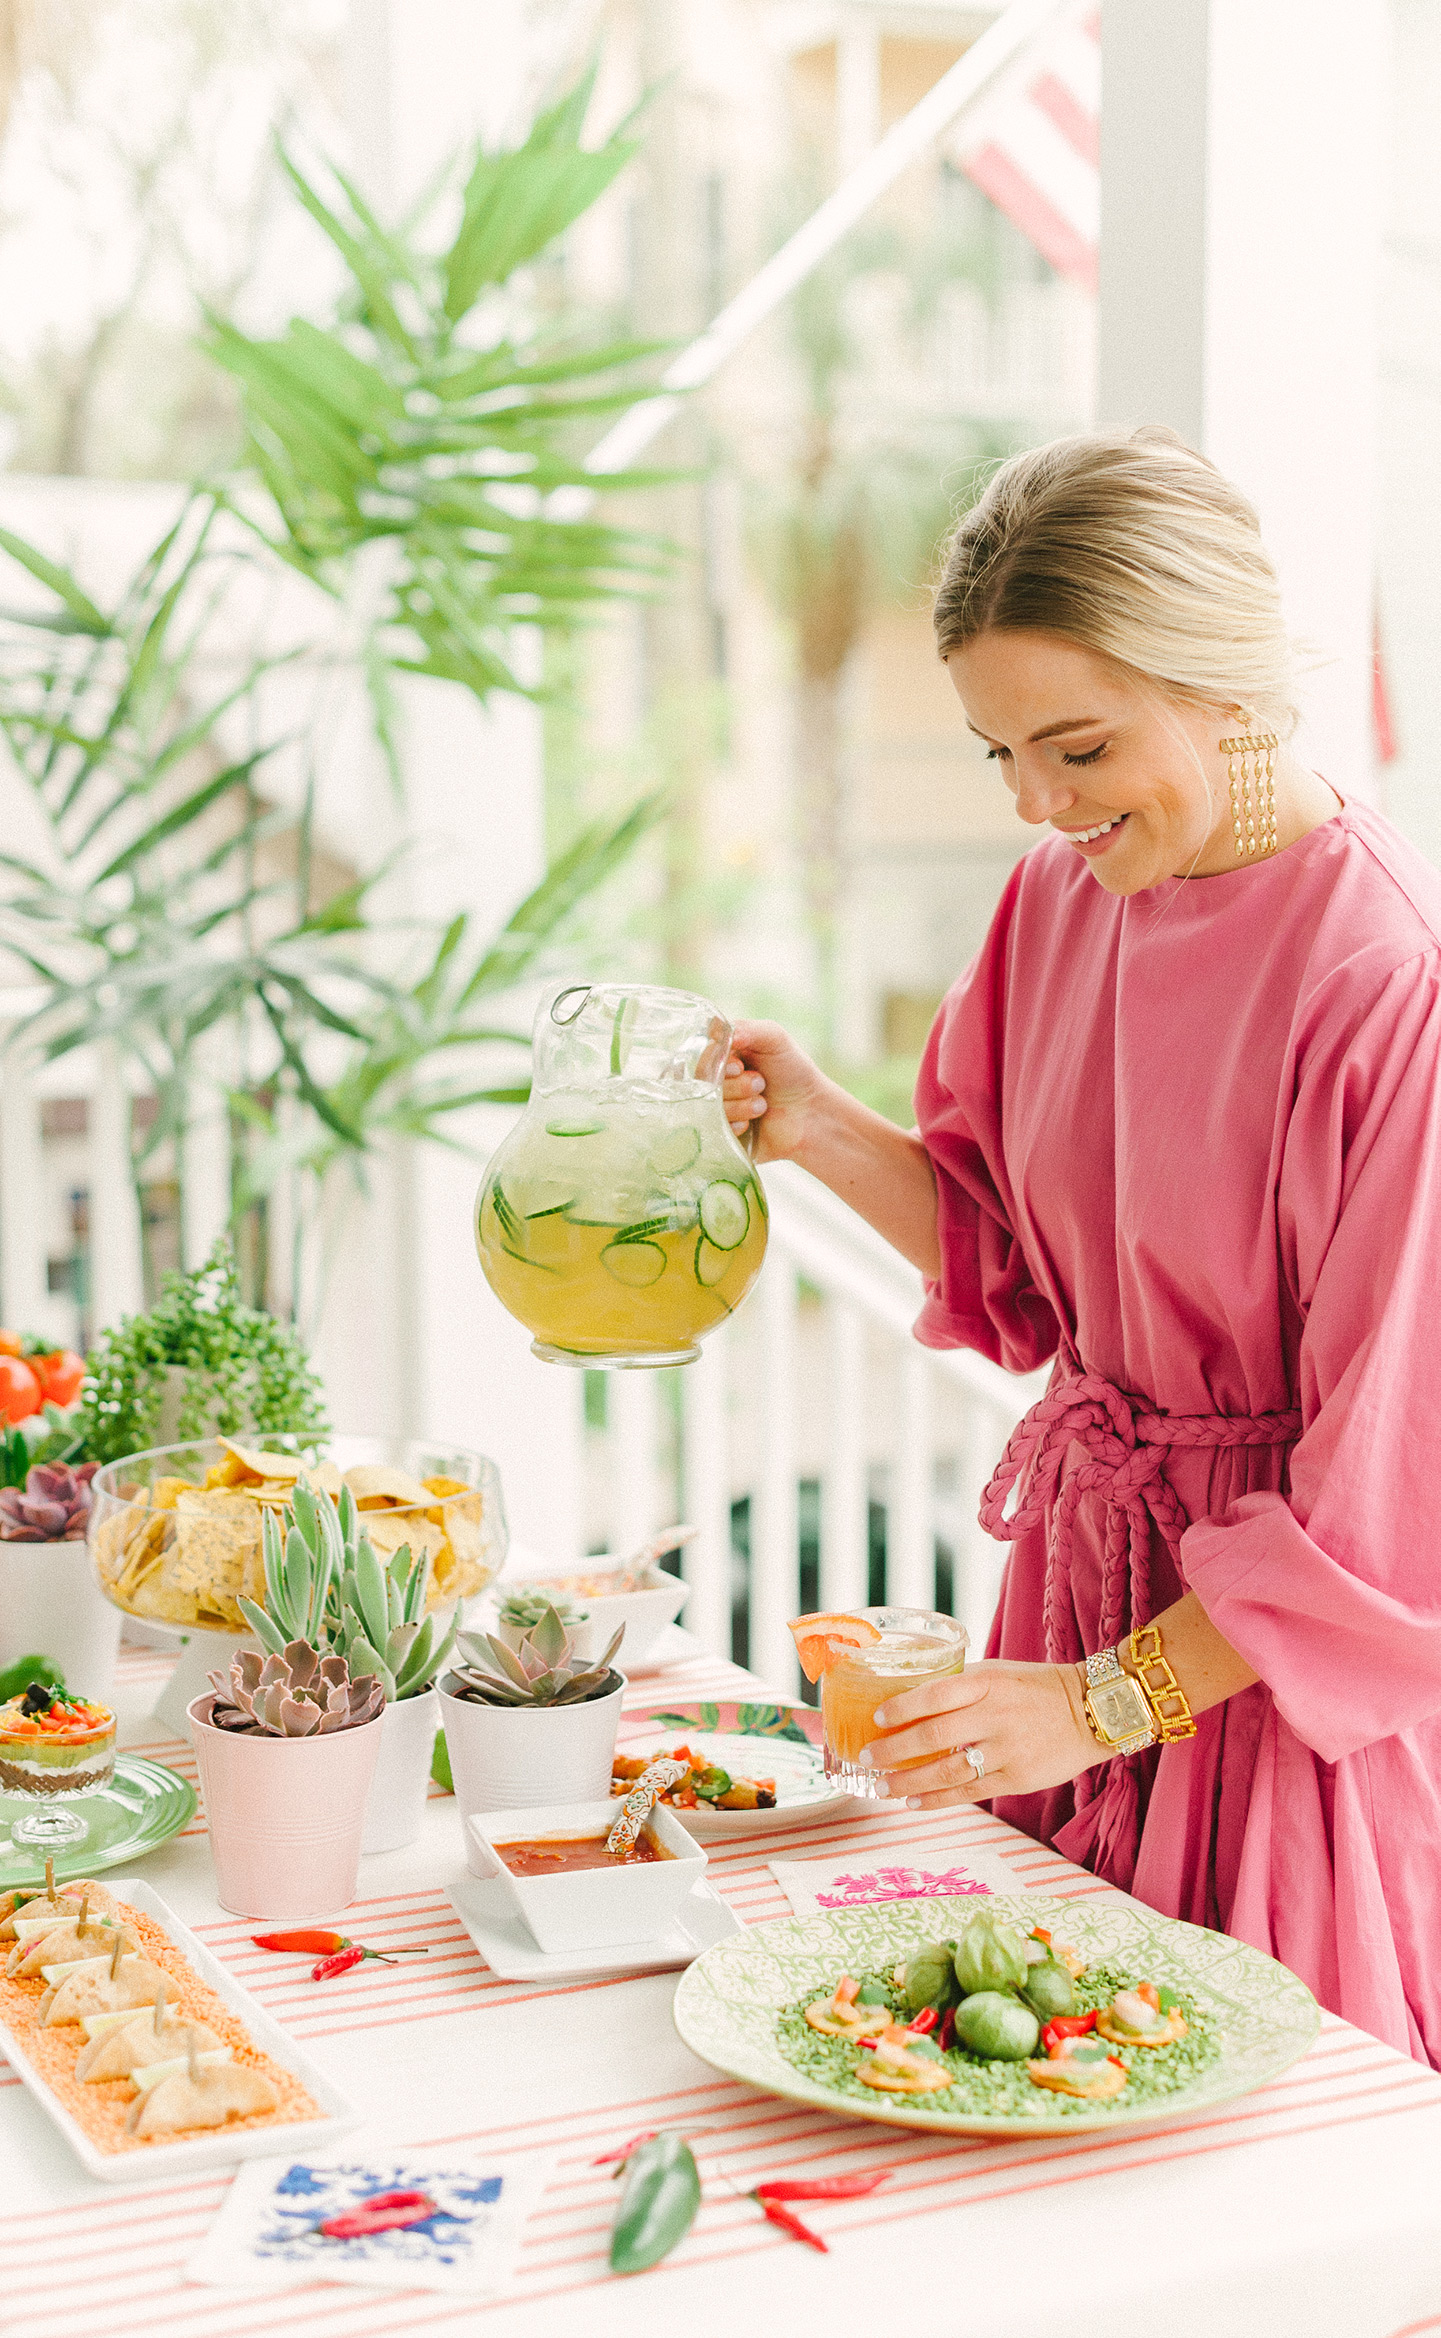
<box><xmin>2</xmin><ymin>1639</ymin><xmax>1439</xmax><ymax>2338</ymax></box>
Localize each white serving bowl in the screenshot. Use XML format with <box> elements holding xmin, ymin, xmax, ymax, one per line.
<box><xmin>497</xmin><ymin>1562</ymin><xmax>689</xmax><ymax>1669</ymax></box>
<box><xmin>465</xmin><ymin>1797</ymin><xmax>706</xmax><ymax>1955</ymax></box>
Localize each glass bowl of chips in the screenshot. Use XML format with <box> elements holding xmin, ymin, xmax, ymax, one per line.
<box><xmin>87</xmin><ymin>1435</ymin><xmax>508</xmax><ymax>1635</ymax></box>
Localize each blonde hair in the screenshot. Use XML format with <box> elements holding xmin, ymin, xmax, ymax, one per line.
<box><xmin>932</xmin><ymin>427</ymin><xmax>1297</xmax><ymax>736</ymax></box>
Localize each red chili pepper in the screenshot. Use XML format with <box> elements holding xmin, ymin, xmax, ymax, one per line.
<box><xmin>319</xmin><ymin>2189</ymin><xmax>436</xmax><ymax>2240</ymax></box>
<box><xmin>905</xmin><ymin>2006</ymin><xmax>939</xmax><ymax>2035</ymax></box>
<box><xmin>253</xmin><ymin>1929</ymin><xmax>348</xmax><ymax>1954</ymax></box>
<box><xmin>939</xmin><ymin>2008</ymin><xmax>956</xmax><ymax>2052</ymax></box>
<box><xmin>754</xmin><ymin>2173</ymin><xmax>889</xmax><ymax>2202</ymax></box>
<box><xmin>1040</xmin><ymin>2010</ymin><xmax>1099</xmax><ymax>2056</ymax></box>
<box><xmin>594</xmin><ymin>2129</ymin><xmax>660</xmax><ymax>2168</ymax></box>
<box><xmin>312</xmin><ymin>1946</ymin><xmax>366</xmax><ymax>1981</ymax></box>
<box><xmin>755</xmin><ymin>2196</ymin><xmax>828</xmax><ymax>2252</ymax></box>
<box><xmin>254</xmin><ymin>1928</ymin><xmax>429</xmax><ymax>1970</ymax></box>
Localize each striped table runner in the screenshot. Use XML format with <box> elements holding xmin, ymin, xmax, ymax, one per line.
<box><xmin>3</xmin><ymin>1646</ymin><xmax>1438</xmax><ymax>2336</ymax></box>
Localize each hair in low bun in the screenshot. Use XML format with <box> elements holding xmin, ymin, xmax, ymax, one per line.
<box><xmin>933</xmin><ymin>428</ymin><xmax>1297</xmax><ymax>736</ymax></box>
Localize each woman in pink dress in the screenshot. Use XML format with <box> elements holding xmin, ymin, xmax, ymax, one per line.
<box><xmin>726</xmin><ymin>428</ymin><xmax>1441</xmax><ymax>2067</ymax></box>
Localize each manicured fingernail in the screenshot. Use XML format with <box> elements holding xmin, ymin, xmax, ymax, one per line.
<box><xmin>904</xmin><ymin>1797</ymin><xmax>925</xmax><ymax>1810</ymax></box>
<box><xmin>856</xmin><ymin>1747</ymin><xmax>874</xmax><ymax>1767</ymax></box>
<box><xmin>870</xmin><ymin>1777</ymin><xmax>891</xmax><ymax>1798</ymax></box>
<box><xmin>749</xmin><ymin>1074</ymin><xmax>765</xmax><ymax>1091</ymax></box>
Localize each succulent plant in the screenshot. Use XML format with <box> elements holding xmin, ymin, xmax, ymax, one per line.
<box><xmin>0</xmin><ymin>1461</ymin><xmax>98</xmax><ymax>1541</ymax></box>
<box><xmin>200</xmin><ymin>1639</ymin><xmax>383</xmax><ymax>1736</ymax></box>
<box><xmin>497</xmin><ymin>1584</ymin><xmax>589</xmax><ymax>1632</ymax></box>
<box><xmin>239</xmin><ymin>1479</ymin><xmax>455</xmax><ymax>1702</ymax></box>
<box><xmin>445</xmin><ymin>1603</ymin><xmax>623</xmax><ymax>1708</ymax></box>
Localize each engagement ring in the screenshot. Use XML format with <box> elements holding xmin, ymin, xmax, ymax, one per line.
<box><xmin>963</xmin><ymin>1744</ymin><xmax>985</xmax><ymax>1781</ymax></box>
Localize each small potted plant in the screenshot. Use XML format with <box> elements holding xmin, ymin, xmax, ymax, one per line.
<box><xmin>240</xmin><ymin>1481</ymin><xmax>458</xmax><ymax>1854</ymax></box>
<box><xmin>189</xmin><ymin>1639</ymin><xmax>384</xmax><ymax>1919</ymax></box>
<box><xmin>437</xmin><ymin>1606</ymin><xmax>625</xmax><ymax>1818</ymax></box>
<box><xmin>0</xmin><ymin>1459</ymin><xmax>120</xmax><ymax>1698</ymax></box>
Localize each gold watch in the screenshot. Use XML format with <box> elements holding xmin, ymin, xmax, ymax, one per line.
<box><xmin>1081</xmin><ymin>1646</ymin><xmax>1156</xmax><ymax>1757</ymax></box>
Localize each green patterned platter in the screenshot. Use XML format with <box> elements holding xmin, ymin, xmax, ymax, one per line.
<box><xmin>673</xmin><ymin>1893</ymin><xmax>1319</xmax><ymax>2137</ymax></box>
<box><xmin>0</xmin><ymin>1755</ymin><xmax>196</xmax><ymax>1888</ymax></box>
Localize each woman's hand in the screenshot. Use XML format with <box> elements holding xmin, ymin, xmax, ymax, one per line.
<box><xmin>723</xmin><ymin>1019</ymin><xmax>831</xmax><ymax>1162</ymax></box>
<box><xmin>857</xmin><ymin>1658</ymin><xmax>1101</xmax><ymax>1808</ymax></box>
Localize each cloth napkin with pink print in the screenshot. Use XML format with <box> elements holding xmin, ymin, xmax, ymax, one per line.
<box><xmin>767</xmin><ymin>1838</ymin><xmax>1020</xmax><ymax>1915</ymax></box>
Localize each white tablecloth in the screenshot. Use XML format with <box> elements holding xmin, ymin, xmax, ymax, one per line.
<box><xmin>2</xmin><ymin>1638</ymin><xmax>1440</xmax><ymax>2338</ymax></box>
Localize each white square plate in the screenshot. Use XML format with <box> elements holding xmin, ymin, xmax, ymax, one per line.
<box><xmin>0</xmin><ymin>1876</ymin><xmax>358</xmax><ymax>2182</ymax></box>
<box><xmin>447</xmin><ymin>1868</ymin><xmax>744</xmax><ymax>1981</ymax></box>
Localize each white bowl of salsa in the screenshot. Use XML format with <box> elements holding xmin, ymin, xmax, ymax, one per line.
<box><xmin>465</xmin><ymin>1797</ymin><xmax>706</xmax><ymax>1955</ymax></box>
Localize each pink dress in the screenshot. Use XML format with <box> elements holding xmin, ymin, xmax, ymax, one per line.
<box><xmin>914</xmin><ymin>802</ymin><xmax>1441</xmax><ymax>2065</ymax></box>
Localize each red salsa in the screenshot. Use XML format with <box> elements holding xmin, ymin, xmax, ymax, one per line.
<box><xmin>498</xmin><ymin>1830</ymin><xmax>672</xmax><ymax>1876</ymax></box>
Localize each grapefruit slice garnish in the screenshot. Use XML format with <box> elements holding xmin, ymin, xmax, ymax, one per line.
<box><xmin>787</xmin><ymin>1611</ymin><xmax>882</xmax><ymax>1684</ymax></box>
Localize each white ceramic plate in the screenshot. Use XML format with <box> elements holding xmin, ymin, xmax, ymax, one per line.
<box><xmin>447</xmin><ymin>1869</ymin><xmax>744</xmax><ymax>1981</ymax></box>
<box><xmin>613</xmin><ymin>1699</ymin><xmax>871</xmax><ymax>1836</ymax></box>
<box><xmin>0</xmin><ymin>1877</ymin><xmax>358</xmax><ymax>2181</ymax></box>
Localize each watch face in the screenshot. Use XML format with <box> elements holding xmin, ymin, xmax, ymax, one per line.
<box><xmin>1091</xmin><ymin>1676</ymin><xmax>1150</xmax><ymax>1743</ymax></box>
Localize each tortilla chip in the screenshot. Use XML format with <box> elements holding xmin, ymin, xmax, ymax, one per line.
<box><xmin>422</xmin><ymin>1474</ymin><xmax>468</xmax><ymax>1498</ymax></box>
<box><xmin>151</xmin><ymin>1476</ymin><xmax>193</xmax><ymax>1512</ymax></box>
<box><xmin>362</xmin><ymin>1510</ymin><xmax>446</xmax><ymax>1570</ymax></box>
<box><xmin>169</xmin><ymin>1491</ymin><xmax>261</xmax><ymax>1597</ymax></box>
<box><xmin>125</xmin><ymin>1574</ymin><xmax>199</xmax><ymax>1627</ymax></box>
<box><xmin>304</xmin><ymin>1460</ymin><xmax>344</xmax><ymax>1500</ymax></box>
<box><xmin>220</xmin><ymin>1440</ymin><xmax>303</xmax><ymax>1483</ymax></box>
<box><xmin>343</xmin><ymin>1464</ymin><xmax>433</xmax><ymax>1509</ymax></box>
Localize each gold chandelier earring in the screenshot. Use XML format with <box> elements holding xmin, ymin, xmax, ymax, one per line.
<box><xmin>1219</xmin><ymin>717</ymin><xmax>1279</xmax><ymax>860</ymax></box>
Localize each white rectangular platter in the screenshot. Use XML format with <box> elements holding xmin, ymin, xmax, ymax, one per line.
<box><xmin>0</xmin><ymin>1876</ymin><xmax>358</xmax><ymax>2183</ymax></box>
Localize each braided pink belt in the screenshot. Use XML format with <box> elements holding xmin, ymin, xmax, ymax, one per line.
<box><xmin>979</xmin><ymin>1368</ymin><xmax>1302</xmax><ymax>1667</ymax></box>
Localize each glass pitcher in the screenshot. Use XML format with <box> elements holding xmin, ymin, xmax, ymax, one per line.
<box><xmin>475</xmin><ymin>982</ymin><xmax>768</xmax><ymax>1367</ymax></box>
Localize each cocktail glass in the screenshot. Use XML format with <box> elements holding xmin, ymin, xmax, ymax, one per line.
<box><xmin>476</xmin><ymin>982</ymin><xmax>768</xmax><ymax>1368</ymax></box>
<box><xmin>818</xmin><ymin>1607</ymin><xmax>969</xmax><ymax>1799</ymax></box>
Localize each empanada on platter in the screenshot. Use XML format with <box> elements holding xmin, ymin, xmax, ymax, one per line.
<box><xmin>128</xmin><ymin>2061</ymin><xmax>278</xmax><ymax>2136</ymax></box>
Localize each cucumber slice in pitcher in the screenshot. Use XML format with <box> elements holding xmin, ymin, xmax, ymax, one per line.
<box><xmin>601</xmin><ymin>1239</ymin><xmax>666</xmax><ymax>1288</ymax></box>
<box><xmin>651</xmin><ymin>1125</ymin><xmax>702</xmax><ymax>1177</ymax></box>
<box><xmin>694</xmin><ymin>1235</ymin><xmax>730</xmax><ymax>1287</ymax></box>
<box><xmin>546</xmin><ymin>1118</ymin><xmax>605</xmax><ymax>1138</ymax></box>
<box><xmin>698</xmin><ymin>1179</ymin><xmax>750</xmax><ymax>1250</ymax></box>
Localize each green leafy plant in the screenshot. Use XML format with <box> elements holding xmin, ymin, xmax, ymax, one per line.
<box><xmin>205</xmin><ymin>74</ymin><xmax>668</xmax><ymax>717</ymax></box>
<box><xmin>77</xmin><ymin>1240</ymin><xmax>328</xmax><ymax>1464</ymax></box>
<box><xmin>240</xmin><ymin>1480</ymin><xmax>456</xmax><ymax>1703</ymax></box>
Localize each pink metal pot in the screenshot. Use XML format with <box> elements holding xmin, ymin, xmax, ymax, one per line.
<box><xmin>187</xmin><ymin>1697</ymin><xmax>383</xmax><ymax>1919</ymax></box>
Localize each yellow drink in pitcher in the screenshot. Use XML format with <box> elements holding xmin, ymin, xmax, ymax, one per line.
<box><xmin>477</xmin><ymin>1084</ymin><xmax>768</xmax><ymax>1365</ymax></box>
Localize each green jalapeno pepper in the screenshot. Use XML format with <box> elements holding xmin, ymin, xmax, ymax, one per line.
<box><xmin>609</xmin><ymin>2133</ymin><xmax>701</xmax><ymax>2274</ymax></box>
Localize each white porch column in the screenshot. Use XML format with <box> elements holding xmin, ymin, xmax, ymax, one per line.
<box><xmin>836</xmin><ymin>24</ymin><xmax>882</xmax><ymax>174</ymax></box>
<box><xmin>1097</xmin><ymin>0</ymin><xmax>1387</xmax><ymax>792</ymax></box>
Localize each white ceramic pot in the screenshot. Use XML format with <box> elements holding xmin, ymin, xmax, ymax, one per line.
<box><xmin>467</xmin><ymin>1798</ymin><xmax>706</xmax><ymax>1954</ymax></box>
<box><xmin>361</xmin><ymin>1688</ymin><xmax>439</xmax><ymax>1855</ymax></box>
<box><xmin>436</xmin><ymin>1671</ymin><xmax>625</xmax><ymax>1821</ymax></box>
<box><xmin>0</xmin><ymin>1538</ymin><xmax>122</xmax><ymax>1701</ymax></box>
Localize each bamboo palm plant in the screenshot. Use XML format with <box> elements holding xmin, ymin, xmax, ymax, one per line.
<box><xmin>0</xmin><ymin>74</ymin><xmax>671</xmax><ymax>1287</ymax></box>
<box><xmin>205</xmin><ymin>72</ymin><xmax>670</xmax><ymax>732</ymax></box>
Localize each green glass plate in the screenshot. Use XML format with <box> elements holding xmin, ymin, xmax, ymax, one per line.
<box><xmin>673</xmin><ymin>1892</ymin><xmax>1320</xmax><ymax>2138</ymax></box>
<box><xmin>0</xmin><ymin>1755</ymin><xmax>197</xmax><ymax>1889</ymax></box>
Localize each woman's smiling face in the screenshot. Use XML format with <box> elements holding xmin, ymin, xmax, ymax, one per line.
<box><xmin>947</xmin><ymin>629</ymin><xmax>1232</xmax><ymax>895</ymax></box>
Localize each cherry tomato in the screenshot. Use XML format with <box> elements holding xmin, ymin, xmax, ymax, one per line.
<box><xmin>0</xmin><ymin>1357</ymin><xmax>42</xmax><ymax>1424</ymax></box>
<box><xmin>32</xmin><ymin>1349</ymin><xmax>84</xmax><ymax>1408</ymax></box>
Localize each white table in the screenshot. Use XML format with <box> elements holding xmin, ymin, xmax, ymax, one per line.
<box><xmin>3</xmin><ymin>1635</ymin><xmax>1440</xmax><ymax>2338</ymax></box>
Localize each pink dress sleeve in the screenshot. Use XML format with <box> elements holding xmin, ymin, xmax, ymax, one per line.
<box><xmin>1183</xmin><ymin>952</ymin><xmax>1441</xmax><ymax>1762</ymax></box>
<box><xmin>912</xmin><ymin>870</ymin><xmax>1061</xmax><ymax>1374</ymax></box>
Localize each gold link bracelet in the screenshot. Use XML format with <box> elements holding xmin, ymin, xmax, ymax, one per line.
<box><xmin>1127</xmin><ymin>1622</ymin><xmax>1198</xmax><ymax>1743</ymax></box>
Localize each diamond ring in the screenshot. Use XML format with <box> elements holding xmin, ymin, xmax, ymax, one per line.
<box><xmin>962</xmin><ymin>1744</ymin><xmax>986</xmax><ymax>1782</ymax></box>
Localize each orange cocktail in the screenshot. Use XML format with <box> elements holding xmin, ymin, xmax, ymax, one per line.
<box><xmin>789</xmin><ymin>1607</ymin><xmax>969</xmax><ymax>1799</ymax></box>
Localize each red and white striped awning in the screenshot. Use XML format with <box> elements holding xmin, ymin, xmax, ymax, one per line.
<box><xmin>948</xmin><ymin>0</ymin><xmax>1101</xmax><ymax>290</ymax></box>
